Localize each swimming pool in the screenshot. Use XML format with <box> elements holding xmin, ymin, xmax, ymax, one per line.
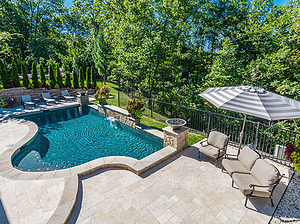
<box><xmin>12</xmin><ymin>106</ymin><xmax>163</xmax><ymax>171</ymax></box>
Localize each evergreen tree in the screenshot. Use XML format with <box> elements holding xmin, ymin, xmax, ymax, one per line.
<box><xmin>79</xmin><ymin>67</ymin><xmax>84</xmax><ymax>88</ymax></box>
<box><xmin>39</xmin><ymin>64</ymin><xmax>46</xmax><ymax>87</ymax></box>
<box><xmin>72</xmin><ymin>67</ymin><xmax>79</xmax><ymax>89</ymax></box>
<box><xmin>65</xmin><ymin>71</ymin><xmax>71</xmax><ymax>87</ymax></box>
<box><xmin>11</xmin><ymin>61</ymin><xmax>20</xmax><ymax>87</ymax></box>
<box><xmin>91</xmin><ymin>66</ymin><xmax>96</xmax><ymax>88</ymax></box>
<box><xmin>56</xmin><ymin>64</ymin><xmax>63</xmax><ymax>86</ymax></box>
<box><xmin>93</xmin><ymin>29</ymin><xmax>109</xmax><ymax>84</ymax></box>
<box><xmin>86</xmin><ymin>67</ymin><xmax>91</xmax><ymax>88</ymax></box>
<box><xmin>21</xmin><ymin>62</ymin><xmax>29</xmax><ymax>88</ymax></box>
<box><xmin>49</xmin><ymin>64</ymin><xmax>56</xmax><ymax>88</ymax></box>
<box><xmin>0</xmin><ymin>60</ymin><xmax>8</xmax><ymax>87</ymax></box>
<box><xmin>32</xmin><ymin>61</ymin><xmax>38</xmax><ymax>88</ymax></box>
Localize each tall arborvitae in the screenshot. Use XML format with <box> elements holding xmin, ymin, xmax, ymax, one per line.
<box><xmin>49</xmin><ymin>64</ymin><xmax>56</xmax><ymax>88</ymax></box>
<box><xmin>39</xmin><ymin>64</ymin><xmax>46</xmax><ymax>87</ymax></box>
<box><xmin>0</xmin><ymin>59</ymin><xmax>8</xmax><ymax>87</ymax></box>
<box><xmin>91</xmin><ymin>66</ymin><xmax>96</xmax><ymax>88</ymax></box>
<box><xmin>56</xmin><ymin>64</ymin><xmax>63</xmax><ymax>86</ymax></box>
<box><xmin>32</xmin><ymin>61</ymin><xmax>38</xmax><ymax>88</ymax></box>
<box><xmin>86</xmin><ymin>67</ymin><xmax>91</xmax><ymax>88</ymax></box>
<box><xmin>79</xmin><ymin>67</ymin><xmax>84</xmax><ymax>88</ymax></box>
<box><xmin>65</xmin><ymin>71</ymin><xmax>71</xmax><ymax>87</ymax></box>
<box><xmin>72</xmin><ymin>67</ymin><xmax>79</xmax><ymax>89</ymax></box>
<box><xmin>21</xmin><ymin>62</ymin><xmax>29</xmax><ymax>88</ymax></box>
<box><xmin>11</xmin><ymin>60</ymin><xmax>20</xmax><ymax>87</ymax></box>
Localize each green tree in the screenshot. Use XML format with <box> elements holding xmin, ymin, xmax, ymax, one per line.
<box><xmin>21</xmin><ymin>62</ymin><xmax>29</xmax><ymax>88</ymax></box>
<box><xmin>49</xmin><ymin>64</ymin><xmax>56</xmax><ymax>88</ymax></box>
<box><xmin>86</xmin><ymin>67</ymin><xmax>91</xmax><ymax>88</ymax></box>
<box><xmin>79</xmin><ymin>66</ymin><xmax>84</xmax><ymax>88</ymax></box>
<box><xmin>65</xmin><ymin>71</ymin><xmax>71</xmax><ymax>87</ymax></box>
<box><xmin>39</xmin><ymin>64</ymin><xmax>46</xmax><ymax>87</ymax></box>
<box><xmin>56</xmin><ymin>64</ymin><xmax>63</xmax><ymax>86</ymax></box>
<box><xmin>0</xmin><ymin>59</ymin><xmax>8</xmax><ymax>87</ymax></box>
<box><xmin>72</xmin><ymin>67</ymin><xmax>79</xmax><ymax>89</ymax></box>
<box><xmin>11</xmin><ymin>61</ymin><xmax>20</xmax><ymax>87</ymax></box>
<box><xmin>32</xmin><ymin>61</ymin><xmax>39</xmax><ymax>88</ymax></box>
<box><xmin>91</xmin><ymin>66</ymin><xmax>96</xmax><ymax>88</ymax></box>
<box><xmin>93</xmin><ymin>29</ymin><xmax>109</xmax><ymax>84</ymax></box>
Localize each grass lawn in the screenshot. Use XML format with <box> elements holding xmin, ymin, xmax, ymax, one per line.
<box><xmin>91</xmin><ymin>81</ymin><xmax>205</xmax><ymax>146</ymax></box>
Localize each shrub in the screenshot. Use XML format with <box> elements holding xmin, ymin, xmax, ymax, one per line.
<box><xmin>125</xmin><ymin>98</ymin><xmax>145</xmax><ymax>118</ymax></box>
<box><xmin>32</xmin><ymin>61</ymin><xmax>39</xmax><ymax>88</ymax></box>
<box><xmin>94</xmin><ymin>87</ymin><xmax>109</xmax><ymax>104</ymax></box>
<box><xmin>65</xmin><ymin>71</ymin><xmax>71</xmax><ymax>87</ymax></box>
<box><xmin>45</xmin><ymin>84</ymin><xmax>51</xmax><ymax>90</ymax></box>
<box><xmin>11</xmin><ymin>60</ymin><xmax>20</xmax><ymax>87</ymax></box>
<box><xmin>39</xmin><ymin>64</ymin><xmax>46</xmax><ymax>87</ymax></box>
<box><xmin>86</xmin><ymin>67</ymin><xmax>91</xmax><ymax>88</ymax></box>
<box><xmin>79</xmin><ymin>67</ymin><xmax>84</xmax><ymax>88</ymax></box>
<box><xmin>56</xmin><ymin>64</ymin><xmax>63</xmax><ymax>86</ymax></box>
<box><xmin>0</xmin><ymin>60</ymin><xmax>8</xmax><ymax>87</ymax></box>
<box><xmin>21</xmin><ymin>62</ymin><xmax>29</xmax><ymax>88</ymax></box>
<box><xmin>91</xmin><ymin>66</ymin><xmax>96</xmax><ymax>88</ymax></box>
<box><xmin>49</xmin><ymin>64</ymin><xmax>56</xmax><ymax>88</ymax></box>
<box><xmin>1</xmin><ymin>96</ymin><xmax>17</xmax><ymax>108</ymax></box>
<box><xmin>72</xmin><ymin>67</ymin><xmax>79</xmax><ymax>89</ymax></box>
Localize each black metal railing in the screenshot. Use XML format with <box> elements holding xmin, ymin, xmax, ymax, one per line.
<box><xmin>117</xmin><ymin>89</ymin><xmax>300</xmax><ymax>166</ymax></box>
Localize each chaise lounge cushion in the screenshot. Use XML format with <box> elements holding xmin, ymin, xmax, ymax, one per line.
<box><xmin>238</xmin><ymin>146</ymin><xmax>260</xmax><ymax>170</ymax></box>
<box><xmin>222</xmin><ymin>159</ymin><xmax>250</xmax><ymax>176</ymax></box>
<box><xmin>207</xmin><ymin>131</ymin><xmax>229</xmax><ymax>149</ymax></box>
<box><xmin>251</xmin><ymin>159</ymin><xmax>280</xmax><ymax>190</ymax></box>
<box><xmin>232</xmin><ymin>173</ymin><xmax>271</xmax><ymax>197</ymax></box>
<box><xmin>199</xmin><ymin>145</ymin><xmax>226</xmax><ymax>158</ymax></box>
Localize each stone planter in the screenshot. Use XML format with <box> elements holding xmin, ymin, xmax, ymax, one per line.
<box><xmin>166</xmin><ymin>118</ymin><xmax>186</xmax><ymax>130</ymax></box>
<box><xmin>135</xmin><ymin>118</ymin><xmax>141</xmax><ymax>125</ymax></box>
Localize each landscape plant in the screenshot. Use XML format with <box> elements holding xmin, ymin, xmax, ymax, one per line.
<box><xmin>285</xmin><ymin>141</ymin><xmax>300</xmax><ymax>175</ymax></box>
<box><xmin>32</xmin><ymin>61</ymin><xmax>38</xmax><ymax>88</ymax></box>
<box><xmin>91</xmin><ymin>66</ymin><xmax>96</xmax><ymax>89</ymax></box>
<box><xmin>49</xmin><ymin>64</ymin><xmax>56</xmax><ymax>89</ymax></box>
<box><xmin>0</xmin><ymin>60</ymin><xmax>8</xmax><ymax>87</ymax></box>
<box><xmin>56</xmin><ymin>64</ymin><xmax>63</xmax><ymax>87</ymax></box>
<box><xmin>94</xmin><ymin>87</ymin><xmax>109</xmax><ymax>104</ymax></box>
<box><xmin>39</xmin><ymin>63</ymin><xmax>46</xmax><ymax>87</ymax></box>
<box><xmin>79</xmin><ymin>67</ymin><xmax>84</xmax><ymax>88</ymax></box>
<box><xmin>86</xmin><ymin>67</ymin><xmax>91</xmax><ymax>88</ymax></box>
<box><xmin>65</xmin><ymin>71</ymin><xmax>71</xmax><ymax>87</ymax></box>
<box><xmin>72</xmin><ymin>67</ymin><xmax>79</xmax><ymax>89</ymax></box>
<box><xmin>21</xmin><ymin>62</ymin><xmax>29</xmax><ymax>88</ymax></box>
<box><xmin>11</xmin><ymin>60</ymin><xmax>20</xmax><ymax>87</ymax></box>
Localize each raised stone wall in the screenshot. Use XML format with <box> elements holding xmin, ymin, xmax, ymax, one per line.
<box><xmin>97</xmin><ymin>104</ymin><xmax>136</xmax><ymax>128</ymax></box>
<box><xmin>0</xmin><ymin>87</ymin><xmax>96</xmax><ymax>105</ymax></box>
<box><xmin>162</xmin><ymin>126</ymin><xmax>189</xmax><ymax>151</ymax></box>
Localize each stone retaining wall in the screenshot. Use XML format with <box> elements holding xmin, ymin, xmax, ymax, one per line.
<box><xmin>97</xmin><ymin>104</ymin><xmax>136</xmax><ymax>128</ymax></box>
<box><xmin>0</xmin><ymin>87</ymin><xmax>96</xmax><ymax>105</ymax></box>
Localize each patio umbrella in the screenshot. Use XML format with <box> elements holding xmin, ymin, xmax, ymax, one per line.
<box><xmin>199</xmin><ymin>85</ymin><xmax>300</xmax><ymax>153</ymax></box>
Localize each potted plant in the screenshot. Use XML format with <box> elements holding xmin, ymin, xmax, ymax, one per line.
<box><xmin>126</xmin><ymin>98</ymin><xmax>145</xmax><ymax>125</ymax></box>
<box><xmin>1</xmin><ymin>96</ymin><xmax>17</xmax><ymax>108</ymax></box>
<box><xmin>94</xmin><ymin>87</ymin><xmax>110</xmax><ymax>105</ymax></box>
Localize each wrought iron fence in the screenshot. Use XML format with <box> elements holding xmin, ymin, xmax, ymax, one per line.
<box><xmin>117</xmin><ymin>89</ymin><xmax>300</xmax><ymax>166</ymax></box>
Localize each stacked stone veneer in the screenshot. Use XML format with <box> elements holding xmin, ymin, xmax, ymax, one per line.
<box><xmin>77</xmin><ymin>95</ymin><xmax>89</xmax><ymax>106</ymax></box>
<box><xmin>162</xmin><ymin>126</ymin><xmax>189</xmax><ymax>151</ymax></box>
<box><xmin>0</xmin><ymin>87</ymin><xmax>96</xmax><ymax>105</ymax></box>
<box><xmin>97</xmin><ymin>104</ymin><xmax>136</xmax><ymax>128</ymax></box>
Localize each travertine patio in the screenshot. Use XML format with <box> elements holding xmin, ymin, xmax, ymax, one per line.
<box><xmin>0</xmin><ymin>101</ymin><xmax>293</xmax><ymax>224</ymax></box>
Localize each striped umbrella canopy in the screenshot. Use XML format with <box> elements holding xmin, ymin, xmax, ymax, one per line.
<box><xmin>199</xmin><ymin>86</ymin><xmax>300</xmax><ymax>151</ymax></box>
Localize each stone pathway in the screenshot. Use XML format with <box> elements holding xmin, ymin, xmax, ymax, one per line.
<box><xmin>68</xmin><ymin>144</ymin><xmax>291</xmax><ymax>224</ymax></box>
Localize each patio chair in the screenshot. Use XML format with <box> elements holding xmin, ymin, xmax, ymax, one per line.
<box><xmin>198</xmin><ymin>131</ymin><xmax>230</xmax><ymax>166</ymax></box>
<box><xmin>61</xmin><ymin>90</ymin><xmax>75</xmax><ymax>101</ymax></box>
<box><xmin>42</xmin><ymin>92</ymin><xmax>56</xmax><ymax>105</ymax></box>
<box><xmin>21</xmin><ymin>95</ymin><xmax>36</xmax><ymax>109</ymax></box>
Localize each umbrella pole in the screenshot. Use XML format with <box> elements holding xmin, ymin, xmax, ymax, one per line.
<box><xmin>238</xmin><ymin>114</ymin><xmax>247</xmax><ymax>155</ymax></box>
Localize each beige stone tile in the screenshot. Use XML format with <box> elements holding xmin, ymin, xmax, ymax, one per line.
<box><xmin>157</xmin><ymin>209</ymin><xmax>175</xmax><ymax>224</ymax></box>
<box><xmin>170</xmin><ymin>200</ymin><xmax>193</xmax><ymax>220</ymax></box>
<box><xmin>137</xmin><ymin>213</ymin><xmax>160</xmax><ymax>224</ymax></box>
<box><xmin>145</xmin><ymin>195</ymin><xmax>179</xmax><ymax>218</ymax></box>
<box><xmin>81</xmin><ymin>190</ymin><xmax>105</xmax><ymax>212</ymax></box>
<box><xmin>92</xmin><ymin>209</ymin><xmax>104</xmax><ymax>221</ymax></box>
<box><xmin>80</xmin><ymin>204</ymin><xmax>100</xmax><ymax>220</ymax></box>
<box><xmin>97</xmin><ymin>196</ymin><xmax>120</xmax><ymax>214</ymax></box>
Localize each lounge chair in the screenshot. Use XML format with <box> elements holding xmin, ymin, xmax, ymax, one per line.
<box><xmin>61</xmin><ymin>90</ymin><xmax>75</xmax><ymax>101</ymax></box>
<box><xmin>198</xmin><ymin>131</ymin><xmax>230</xmax><ymax>166</ymax></box>
<box><xmin>222</xmin><ymin>146</ymin><xmax>284</xmax><ymax>207</ymax></box>
<box><xmin>42</xmin><ymin>92</ymin><xmax>56</xmax><ymax>105</ymax></box>
<box><xmin>21</xmin><ymin>95</ymin><xmax>36</xmax><ymax>109</ymax></box>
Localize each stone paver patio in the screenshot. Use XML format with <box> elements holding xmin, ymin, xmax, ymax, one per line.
<box><xmin>0</xmin><ymin>100</ymin><xmax>293</xmax><ymax>224</ymax></box>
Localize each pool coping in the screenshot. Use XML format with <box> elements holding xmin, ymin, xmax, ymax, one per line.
<box><xmin>0</xmin><ymin>105</ymin><xmax>178</xmax><ymax>224</ymax></box>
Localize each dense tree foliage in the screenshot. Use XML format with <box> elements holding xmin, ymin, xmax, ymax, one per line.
<box><xmin>21</xmin><ymin>62</ymin><xmax>29</xmax><ymax>88</ymax></box>
<box><xmin>79</xmin><ymin>67</ymin><xmax>84</xmax><ymax>88</ymax></box>
<box><xmin>72</xmin><ymin>67</ymin><xmax>79</xmax><ymax>88</ymax></box>
<box><xmin>0</xmin><ymin>59</ymin><xmax>8</xmax><ymax>87</ymax></box>
<box><xmin>65</xmin><ymin>71</ymin><xmax>71</xmax><ymax>87</ymax></box>
<box><xmin>56</xmin><ymin>64</ymin><xmax>63</xmax><ymax>87</ymax></box>
<box><xmin>86</xmin><ymin>67</ymin><xmax>91</xmax><ymax>88</ymax></box>
<box><xmin>11</xmin><ymin>61</ymin><xmax>20</xmax><ymax>87</ymax></box>
<box><xmin>32</xmin><ymin>62</ymin><xmax>38</xmax><ymax>88</ymax></box>
<box><xmin>39</xmin><ymin>64</ymin><xmax>46</xmax><ymax>87</ymax></box>
<box><xmin>49</xmin><ymin>64</ymin><xmax>56</xmax><ymax>88</ymax></box>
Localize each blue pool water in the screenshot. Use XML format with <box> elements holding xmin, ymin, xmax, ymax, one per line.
<box><xmin>12</xmin><ymin>106</ymin><xmax>163</xmax><ymax>171</ymax></box>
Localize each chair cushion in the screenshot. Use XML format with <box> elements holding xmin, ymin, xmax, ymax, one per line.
<box><xmin>238</xmin><ymin>146</ymin><xmax>260</xmax><ymax>170</ymax></box>
<box><xmin>207</xmin><ymin>131</ymin><xmax>229</xmax><ymax>149</ymax></box>
<box><xmin>222</xmin><ymin>159</ymin><xmax>250</xmax><ymax>176</ymax></box>
<box><xmin>232</xmin><ymin>173</ymin><xmax>271</xmax><ymax>197</ymax></box>
<box><xmin>199</xmin><ymin>145</ymin><xmax>225</xmax><ymax>158</ymax></box>
<box><xmin>251</xmin><ymin>159</ymin><xmax>280</xmax><ymax>190</ymax></box>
